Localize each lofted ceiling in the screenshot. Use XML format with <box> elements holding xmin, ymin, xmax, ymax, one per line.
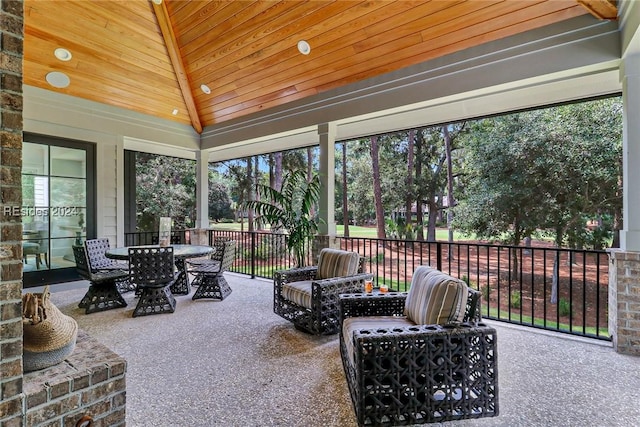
<box><xmin>23</xmin><ymin>0</ymin><xmax>616</xmax><ymax>135</ymax></box>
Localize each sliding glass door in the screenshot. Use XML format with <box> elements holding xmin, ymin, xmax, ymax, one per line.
<box><xmin>22</xmin><ymin>134</ymin><xmax>95</xmax><ymax>287</ymax></box>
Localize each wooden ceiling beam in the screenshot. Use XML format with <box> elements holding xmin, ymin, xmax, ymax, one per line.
<box><xmin>151</xmin><ymin>0</ymin><xmax>202</xmax><ymax>133</ymax></box>
<box><xmin>576</xmin><ymin>0</ymin><xmax>617</xmax><ymax>20</ymax></box>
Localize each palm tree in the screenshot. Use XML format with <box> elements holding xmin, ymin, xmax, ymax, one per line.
<box><xmin>245</xmin><ymin>169</ymin><xmax>321</xmax><ymax>267</ymax></box>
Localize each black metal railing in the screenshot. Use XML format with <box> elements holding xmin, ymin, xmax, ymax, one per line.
<box><xmin>124</xmin><ymin>230</ymin><xmax>190</xmax><ymax>246</ymax></box>
<box><xmin>207</xmin><ymin>229</ymin><xmax>312</xmax><ymax>278</ymax></box>
<box><xmin>340</xmin><ymin>237</ymin><xmax>609</xmax><ymax>340</ymax></box>
<box><xmin>207</xmin><ymin>229</ymin><xmax>609</xmax><ymax>340</ymax></box>
<box><xmin>121</xmin><ymin>229</ymin><xmax>609</xmax><ymax>340</ymax></box>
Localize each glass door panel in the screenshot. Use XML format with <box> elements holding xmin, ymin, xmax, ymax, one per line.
<box><xmin>22</xmin><ymin>139</ymin><xmax>91</xmax><ymax>275</ymax></box>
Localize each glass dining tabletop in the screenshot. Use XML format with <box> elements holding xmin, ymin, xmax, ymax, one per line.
<box><xmin>105</xmin><ymin>244</ymin><xmax>214</xmax><ymax>260</ymax></box>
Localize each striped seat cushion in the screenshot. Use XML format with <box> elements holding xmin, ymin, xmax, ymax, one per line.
<box><xmin>281</xmin><ymin>280</ymin><xmax>313</xmax><ymax>309</ymax></box>
<box><xmin>316</xmin><ymin>248</ymin><xmax>360</xmax><ymax>280</ymax></box>
<box><xmin>403</xmin><ymin>266</ymin><xmax>469</xmax><ymax>325</ymax></box>
<box><xmin>342</xmin><ymin>316</ymin><xmax>415</xmax><ymax>366</ymax></box>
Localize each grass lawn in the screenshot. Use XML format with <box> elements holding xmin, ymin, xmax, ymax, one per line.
<box><xmin>210</xmin><ymin>222</ymin><xmax>471</xmax><ymax>241</ymax></box>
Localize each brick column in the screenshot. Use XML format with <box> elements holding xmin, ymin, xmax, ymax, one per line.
<box><xmin>0</xmin><ymin>0</ymin><xmax>24</xmax><ymax>425</ymax></box>
<box><xmin>607</xmin><ymin>250</ymin><xmax>640</xmax><ymax>356</ymax></box>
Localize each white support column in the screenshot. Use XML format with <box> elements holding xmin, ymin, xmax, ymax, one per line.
<box><xmin>318</xmin><ymin>122</ymin><xmax>336</xmax><ymax>237</ymax></box>
<box><xmin>620</xmin><ymin>49</ymin><xmax>640</xmax><ymax>251</ymax></box>
<box><xmin>195</xmin><ymin>150</ymin><xmax>209</xmax><ymax>229</ymax></box>
<box><xmin>608</xmin><ymin>28</ymin><xmax>640</xmax><ymax>356</ymax></box>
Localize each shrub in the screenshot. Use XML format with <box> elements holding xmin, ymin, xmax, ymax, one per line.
<box><xmin>510</xmin><ymin>291</ymin><xmax>521</xmax><ymax>309</ymax></box>
<box><xmin>559</xmin><ymin>298</ymin><xmax>572</xmax><ymax>317</ymax></box>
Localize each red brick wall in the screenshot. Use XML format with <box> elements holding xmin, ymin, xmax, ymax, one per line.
<box><xmin>0</xmin><ymin>0</ymin><xmax>24</xmax><ymax>426</ymax></box>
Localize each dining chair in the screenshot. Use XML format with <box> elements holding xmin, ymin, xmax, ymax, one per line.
<box><xmin>188</xmin><ymin>240</ymin><xmax>236</xmax><ymax>300</ymax></box>
<box><xmin>73</xmin><ymin>245</ymin><xmax>128</xmax><ymax>314</ymax></box>
<box><xmin>84</xmin><ymin>238</ymin><xmax>133</xmax><ymax>292</ymax></box>
<box><xmin>129</xmin><ymin>246</ymin><xmax>176</xmax><ymax>317</ymax></box>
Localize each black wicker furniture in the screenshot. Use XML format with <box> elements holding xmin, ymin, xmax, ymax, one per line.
<box><xmin>73</xmin><ymin>245</ymin><xmax>128</xmax><ymax>314</ymax></box>
<box><xmin>84</xmin><ymin>238</ymin><xmax>133</xmax><ymax>293</ymax></box>
<box><xmin>129</xmin><ymin>246</ymin><xmax>177</xmax><ymax>317</ymax></box>
<box><xmin>274</xmin><ymin>248</ymin><xmax>373</xmax><ymax>335</ymax></box>
<box><xmin>187</xmin><ymin>240</ymin><xmax>236</xmax><ymax>300</ymax></box>
<box><xmin>339</xmin><ymin>265</ymin><xmax>498</xmax><ymax>426</ymax></box>
<box><xmin>106</xmin><ymin>244</ymin><xmax>213</xmax><ymax>295</ymax></box>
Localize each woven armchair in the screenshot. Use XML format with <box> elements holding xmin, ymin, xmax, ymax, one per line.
<box><xmin>274</xmin><ymin>248</ymin><xmax>373</xmax><ymax>335</ymax></box>
<box><xmin>339</xmin><ymin>265</ymin><xmax>498</xmax><ymax>426</ymax></box>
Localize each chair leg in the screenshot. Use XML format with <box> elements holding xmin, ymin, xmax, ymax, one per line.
<box><xmin>192</xmin><ymin>273</ymin><xmax>232</xmax><ymax>300</ymax></box>
<box><xmin>78</xmin><ymin>281</ymin><xmax>127</xmax><ymax>314</ymax></box>
<box><xmin>133</xmin><ymin>285</ymin><xmax>176</xmax><ymax>317</ymax></box>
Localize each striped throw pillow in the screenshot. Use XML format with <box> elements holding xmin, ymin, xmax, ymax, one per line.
<box><xmin>316</xmin><ymin>248</ymin><xmax>360</xmax><ymax>280</ymax></box>
<box><xmin>403</xmin><ymin>265</ymin><xmax>469</xmax><ymax>325</ymax></box>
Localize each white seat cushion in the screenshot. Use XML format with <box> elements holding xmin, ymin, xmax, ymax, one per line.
<box><xmin>281</xmin><ymin>280</ymin><xmax>313</xmax><ymax>309</ymax></box>
<box><xmin>342</xmin><ymin>316</ymin><xmax>415</xmax><ymax>366</ymax></box>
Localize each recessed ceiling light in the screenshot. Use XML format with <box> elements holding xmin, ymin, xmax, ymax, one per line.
<box><xmin>172</xmin><ymin>109</ymin><xmax>179</xmax><ymax>116</ymax></box>
<box><xmin>297</xmin><ymin>40</ymin><xmax>311</xmax><ymax>55</ymax></box>
<box><xmin>200</xmin><ymin>84</ymin><xmax>211</xmax><ymax>94</ymax></box>
<box><xmin>45</xmin><ymin>71</ymin><xmax>70</xmax><ymax>88</ymax></box>
<box><xmin>151</xmin><ymin>0</ymin><xmax>162</xmax><ymax>4</ymax></box>
<box><xmin>54</xmin><ymin>48</ymin><xmax>72</xmax><ymax>61</ymax></box>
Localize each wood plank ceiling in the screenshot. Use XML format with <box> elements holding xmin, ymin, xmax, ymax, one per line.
<box><xmin>23</xmin><ymin>1</ymin><xmax>614</xmax><ymax>134</ymax></box>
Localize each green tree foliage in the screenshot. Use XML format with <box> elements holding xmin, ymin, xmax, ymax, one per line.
<box><xmin>208</xmin><ymin>172</ymin><xmax>233</xmax><ymax>222</ymax></box>
<box><xmin>244</xmin><ymin>170</ymin><xmax>321</xmax><ymax>267</ymax></box>
<box><xmin>135</xmin><ymin>154</ymin><xmax>195</xmax><ymax>231</ymax></box>
<box><xmin>454</xmin><ymin>97</ymin><xmax>622</xmax><ymax>249</ymax></box>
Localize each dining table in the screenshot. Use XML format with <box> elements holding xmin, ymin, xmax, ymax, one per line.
<box><xmin>105</xmin><ymin>244</ymin><xmax>214</xmax><ymax>295</ymax></box>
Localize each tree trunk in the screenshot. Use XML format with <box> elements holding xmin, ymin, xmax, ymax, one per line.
<box><xmin>550</xmin><ymin>227</ymin><xmax>563</xmax><ymax>304</ymax></box>
<box><xmin>275</xmin><ymin>152</ymin><xmax>283</xmax><ymax>191</ymax></box>
<box><xmin>426</xmin><ymin>198</ymin><xmax>438</xmax><ymax>241</ymax></box>
<box><xmin>342</xmin><ymin>142</ymin><xmax>350</xmax><ymax>237</ymax></box>
<box><xmin>405</xmin><ymin>130</ymin><xmax>415</xmax><ymax>229</ymax></box>
<box><xmin>269</xmin><ymin>153</ymin><xmax>274</xmax><ymax>188</ymax></box>
<box><xmin>443</xmin><ymin>126</ymin><xmax>455</xmax><ymax>260</ymax></box>
<box><xmin>415</xmin><ymin>131</ymin><xmax>424</xmax><ymax>241</ymax></box>
<box><xmin>307</xmin><ymin>147</ymin><xmax>313</xmax><ymax>182</ymax></box>
<box><xmin>371</xmin><ymin>136</ymin><xmax>386</xmax><ymax>239</ymax></box>
<box><xmin>247</xmin><ymin>157</ymin><xmax>254</xmax><ymax>232</ymax></box>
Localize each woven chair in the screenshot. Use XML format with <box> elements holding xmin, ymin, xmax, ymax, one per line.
<box><xmin>274</xmin><ymin>248</ymin><xmax>373</xmax><ymax>335</ymax></box>
<box><xmin>129</xmin><ymin>246</ymin><xmax>177</xmax><ymax>317</ymax></box>
<box><xmin>188</xmin><ymin>240</ymin><xmax>236</xmax><ymax>300</ymax></box>
<box><xmin>73</xmin><ymin>245</ymin><xmax>128</xmax><ymax>314</ymax></box>
<box><xmin>84</xmin><ymin>238</ymin><xmax>133</xmax><ymax>293</ymax></box>
<box><xmin>187</xmin><ymin>237</ymin><xmax>232</xmax><ymax>287</ymax></box>
<box><xmin>339</xmin><ymin>265</ymin><xmax>498</xmax><ymax>426</ymax></box>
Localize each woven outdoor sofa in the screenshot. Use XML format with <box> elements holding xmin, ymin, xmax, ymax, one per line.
<box><xmin>339</xmin><ymin>265</ymin><xmax>498</xmax><ymax>426</ymax></box>
<box><xmin>274</xmin><ymin>248</ymin><xmax>373</xmax><ymax>335</ymax></box>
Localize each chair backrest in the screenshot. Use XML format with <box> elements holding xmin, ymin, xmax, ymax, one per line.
<box><xmin>72</xmin><ymin>245</ymin><xmax>91</xmax><ymax>280</ymax></box>
<box><xmin>211</xmin><ymin>237</ymin><xmax>232</xmax><ymax>262</ymax></box>
<box><xmin>316</xmin><ymin>248</ymin><xmax>360</xmax><ymax>280</ymax></box>
<box><xmin>128</xmin><ymin>246</ymin><xmax>175</xmax><ymax>286</ymax></box>
<box><xmin>403</xmin><ymin>265</ymin><xmax>469</xmax><ymax>325</ymax></box>
<box><xmin>219</xmin><ymin>240</ymin><xmax>236</xmax><ymax>272</ymax></box>
<box><xmin>84</xmin><ymin>238</ymin><xmax>114</xmax><ymax>272</ymax></box>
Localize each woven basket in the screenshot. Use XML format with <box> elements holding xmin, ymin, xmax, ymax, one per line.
<box><xmin>22</xmin><ymin>286</ymin><xmax>78</xmax><ymax>372</ymax></box>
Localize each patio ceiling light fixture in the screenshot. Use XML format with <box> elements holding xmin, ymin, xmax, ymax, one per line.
<box><xmin>200</xmin><ymin>84</ymin><xmax>211</xmax><ymax>94</ymax></box>
<box><xmin>297</xmin><ymin>40</ymin><xmax>311</xmax><ymax>55</ymax></box>
<box><xmin>46</xmin><ymin>71</ymin><xmax>70</xmax><ymax>88</ymax></box>
<box><xmin>172</xmin><ymin>109</ymin><xmax>179</xmax><ymax>115</ymax></box>
<box><xmin>54</xmin><ymin>48</ymin><xmax>72</xmax><ymax>61</ymax></box>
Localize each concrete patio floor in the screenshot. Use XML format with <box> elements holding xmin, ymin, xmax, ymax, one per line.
<box><xmin>40</xmin><ymin>274</ymin><xmax>640</xmax><ymax>427</ymax></box>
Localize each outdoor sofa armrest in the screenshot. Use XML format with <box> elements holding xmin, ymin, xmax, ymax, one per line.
<box><xmin>339</xmin><ymin>292</ymin><xmax>408</xmax><ymax>324</ymax></box>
